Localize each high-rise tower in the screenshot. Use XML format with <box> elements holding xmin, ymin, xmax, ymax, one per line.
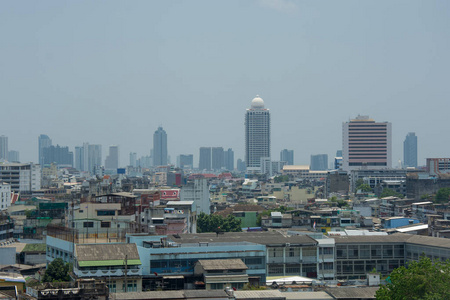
<box><xmin>403</xmin><ymin>132</ymin><xmax>418</xmax><ymax>168</ymax></box>
<box><xmin>342</xmin><ymin>115</ymin><xmax>392</xmax><ymax>171</ymax></box>
<box><xmin>245</xmin><ymin>95</ymin><xmax>270</xmax><ymax>172</ymax></box>
<box><xmin>153</xmin><ymin>126</ymin><xmax>168</xmax><ymax>166</ymax></box>
<box><xmin>38</xmin><ymin>134</ymin><xmax>52</xmax><ymax>166</ymax></box>
<box><xmin>0</xmin><ymin>136</ymin><xmax>8</xmax><ymax>161</ymax></box>
<box><xmin>105</xmin><ymin>145</ymin><xmax>119</xmax><ymax>170</ymax></box>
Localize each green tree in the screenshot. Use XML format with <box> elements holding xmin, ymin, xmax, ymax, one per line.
<box><xmin>435</xmin><ymin>187</ymin><xmax>450</xmax><ymax>203</ymax></box>
<box><xmin>376</xmin><ymin>256</ymin><xmax>450</xmax><ymax>300</ymax></box>
<box><xmin>380</xmin><ymin>188</ymin><xmax>404</xmax><ymax>199</ymax></box>
<box><xmin>197</xmin><ymin>213</ymin><xmax>242</xmax><ymax>233</ymax></box>
<box><xmin>43</xmin><ymin>258</ymin><xmax>71</xmax><ymax>283</ymax></box>
<box><xmin>355</xmin><ymin>179</ymin><xmax>364</xmax><ymax>190</ymax></box>
<box><xmin>357</xmin><ymin>184</ymin><xmax>372</xmax><ymax>193</ymax></box>
<box><xmin>274</xmin><ymin>175</ymin><xmax>289</xmax><ymax>183</ymax></box>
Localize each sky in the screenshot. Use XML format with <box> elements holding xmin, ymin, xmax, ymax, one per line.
<box><xmin>1</xmin><ymin>0</ymin><xmax>450</xmax><ymax>167</ymax></box>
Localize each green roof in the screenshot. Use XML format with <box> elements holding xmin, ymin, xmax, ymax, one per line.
<box><xmin>78</xmin><ymin>259</ymin><xmax>141</xmax><ymax>267</ymax></box>
<box><xmin>22</xmin><ymin>243</ymin><xmax>46</xmax><ymax>253</ymax></box>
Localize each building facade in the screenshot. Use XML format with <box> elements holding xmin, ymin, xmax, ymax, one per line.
<box><xmin>311</xmin><ymin>154</ymin><xmax>328</xmax><ymax>171</ymax></box>
<box><xmin>199</xmin><ymin>147</ymin><xmax>212</xmax><ymax>171</ymax></box>
<box><xmin>153</xmin><ymin>127</ymin><xmax>168</xmax><ymax>166</ymax></box>
<box><xmin>105</xmin><ymin>145</ymin><xmax>119</xmax><ymax>170</ymax></box>
<box><xmin>0</xmin><ymin>136</ymin><xmax>8</xmax><ymax>161</ymax></box>
<box><xmin>280</xmin><ymin>149</ymin><xmax>294</xmax><ymax>165</ymax></box>
<box><xmin>342</xmin><ymin>115</ymin><xmax>392</xmax><ymax>171</ymax></box>
<box><xmin>38</xmin><ymin>134</ymin><xmax>52</xmax><ymax>167</ymax></box>
<box><xmin>0</xmin><ymin>163</ymin><xmax>41</xmax><ymax>192</ymax></box>
<box><xmin>177</xmin><ymin>154</ymin><xmax>194</xmax><ymax>169</ymax></box>
<box><xmin>403</xmin><ymin>132</ymin><xmax>418</xmax><ymax>168</ymax></box>
<box><xmin>245</xmin><ymin>95</ymin><xmax>270</xmax><ymax>172</ymax></box>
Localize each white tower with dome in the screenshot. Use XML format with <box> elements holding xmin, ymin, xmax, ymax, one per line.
<box><xmin>245</xmin><ymin>95</ymin><xmax>271</xmax><ymax>172</ymax></box>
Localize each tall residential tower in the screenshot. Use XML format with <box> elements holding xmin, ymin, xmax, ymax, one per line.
<box><xmin>245</xmin><ymin>95</ymin><xmax>270</xmax><ymax>172</ymax></box>
<box><xmin>342</xmin><ymin>115</ymin><xmax>392</xmax><ymax>171</ymax></box>
<box><xmin>403</xmin><ymin>132</ymin><xmax>418</xmax><ymax>168</ymax></box>
<box><xmin>153</xmin><ymin>126</ymin><xmax>168</xmax><ymax>166</ymax></box>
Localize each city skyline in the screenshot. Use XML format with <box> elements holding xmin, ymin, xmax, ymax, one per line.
<box><xmin>1</xmin><ymin>1</ymin><xmax>449</xmax><ymax>166</ymax></box>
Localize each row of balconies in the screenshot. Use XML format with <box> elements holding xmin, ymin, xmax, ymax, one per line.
<box><xmin>74</xmin><ymin>267</ymin><xmax>141</xmax><ymax>277</ymax></box>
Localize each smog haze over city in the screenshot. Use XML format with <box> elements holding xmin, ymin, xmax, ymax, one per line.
<box><xmin>1</xmin><ymin>1</ymin><xmax>449</xmax><ymax>167</ymax></box>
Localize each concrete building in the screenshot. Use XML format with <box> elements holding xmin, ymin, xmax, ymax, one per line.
<box><xmin>42</xmin><ymin>145</ymin><xmax>73</xmax><ymax>167</ymax></box>
<box><xmin>129</xmin><ymin>152</ymin><xmax>137</xmax><ymax>167</ymax></box>
<box><xmin>224</xmin><ymin>148</ymin><xmax>234</xmax><ymax>171</ymax></box>
<box><xmin>7</xmin><ymin>150</ymin><xmax>19</xmax><ymax>163</ymax></box>
<box><xmin>0</xmin><ymin>136</ymin><xmax>8</xmax><ymax>161</ymax></box>
<box><xmin>74</xmin><ymin>143</ymin><xmax>102</xmax><ymax>173</ymax></box>
<box><xmin>311</xmin><ymin>154</ymin><xmax>328</xmax><ymax>171</ymax></box>
<box><xmin>0</xmin><ymin>163</ymin><xmax>41</xmax><ymax>192</ymax></box>
<box><xmin>153</xmin><ymin>126</ymin><xmax>168</xmax><ymax>166</ymax></box>
<box><xmin>212</xmin><ymin>147</ymin><xmax>224</xmax><ymax>171</ymax></box>
<box><xmin>199</xmin><ymin>147</ymin><xmax>212</xmax><ymax>171</ymax></box>
<box><xmin>280</xmin><ymin>149</ymin><xmax>294</xmax><ymax>166</ymax></box>
<box><xmin>245</xmin><ymin>95</ymin><xmax>270</xmax><ymax>173</ymax></box>
<box><xmin>180</xmin><ymin>178</ymin><xmax>210</xmax><ymax>214</ymax></box>
<box><xmin>177</xmin><ymin>154</ymin><xmax>193</xmax><ymax>169</ymax></box>
<box><xmin>282</xmin><ymin>165</ymin><xmax>328</xmax><ymax>180</ymax></box>
<box><xmin>403</xmin><ymin>132</ymin><xmax>418</xmax><ymax>168</ymax></box>
<box><xmin>426</xmin><ymin>158</ymin><xmax>450</xmax><ymax>176</ymax></box>
<box><xmin>0</xmin><ymin>182</ymin><xmax>11</xmax><ymax>210</ymax></box>
<box><xmin>342</xmin><ymin>115</ymin><xmax>392</xmax><ymax>171</ymax></box>
<box><xmin>105</xmin><ymin>145</ymin><xmax>119</xmax><ymax>170</ymax></box>
<box><xmin>38</xmin><ymin>134</ymin><xmax>52</xmax><ymax>167</ymax></box>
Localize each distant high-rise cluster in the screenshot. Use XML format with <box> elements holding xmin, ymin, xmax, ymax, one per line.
<box><xmin>199</xmin><ymin>147</ymin><xmax>234</xmax><ymax>171</ymax></box>
<box><xmin>153</xmin><ymin>126</ymin><xmax>168</xmax><ymax>166</ymax></box>
<box><xmin>342</xmin><ymin>115</ymin><xmax>392</xmax><ymax>171</ymax></box>
<box><xmin>245</xmin><ymin>95</ymin><xmax>270</xmax><ymax>172</ymax></box>
<box><xmin>75</xmin><ymin>143</ymin><xmax>102</xmax><ymax>173</ymax></box>
<box><xmin>403</xmin><ymin>132</ymin><xmax>418</xmax><ymax>168</ymax></box>
<box><xmin>280</xmin><ymin>149</ymin><xmax>294</xmax><ymax>165</ymax></box>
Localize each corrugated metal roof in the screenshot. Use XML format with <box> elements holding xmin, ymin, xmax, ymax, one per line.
<box><xmin>197</xmin><ymin>258</ymin><xmax>247</xmax><ymax>270</ymax></box>
<box><xmin>75</xmin><ymin>244</ymin><xmax>140</xmax><ymax>262</ymax></box>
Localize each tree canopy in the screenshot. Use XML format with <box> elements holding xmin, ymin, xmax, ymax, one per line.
<box><xmin>357</xmin><ymin>183</ymin><xmax>372</xmax><ymax>193</ymax></box>
<box><xmin>380</xmin><ymin>188</ymin><xmax>404</xmax><ymax>199</ymax></box>
<box><xmin>435</xmin><ymin>187</ymin><xmax>450</xmax><ymax>203</ymax></box>
<box><xmin>43</xmin><ymin>258</ymin><xmax>71</xmax><ymax>283</ymax></box>
<box><xmin>376</xmin><ymin>256</ymin><xmax>450</xmax><ymax>300</ymax></box>
<box><xmin>197</xmin><ymin>212</ymin><xmax>242</xmax><ymax>233</ymax></box>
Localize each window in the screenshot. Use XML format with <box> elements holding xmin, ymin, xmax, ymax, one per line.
<box><xmin>97</xmin><ymin>210</ymin><xmax>115</xmax><ymax>216</ymax></box>
<box><xmin>83</xmin><ymin>222</ymin><xmax>94</xmax><ymax>228</ymax></box>
<box><xmin>210</xmin><ymin>283</ymin><xmax>223</xmax><ymax>290</ymax></box>
<box><xmin>101</xmin><ymin>222</ymin><xmax>111</xmax><ymax>228</ymax></box>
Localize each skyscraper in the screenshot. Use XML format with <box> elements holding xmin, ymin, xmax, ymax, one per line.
<box><xmin>342</xmin><ymin>115</ymin><xmax>392</xmax><ymax>171</ymax></box>
<box><xmin>211</xmin><ymin>147</ymin><xmax>224</xmax><ymax>171</ymax></box>
<box><xmin>105</xmin><ymin>145</ymin><xmax>119</xmax><ymax>170</ymax></box>
<box><xmin>8</xmin><ymin>150</ymin><xmax>19</xmax><ymax>162</ymax></box>
<box><xmin>199</xmin><ymin>147</ymin><xmax>212</xmax><ymax>170</ymax></box>
<box><xmin>280</xmin><ymin>149</ymin><xmax>294</xmax><ymax>165</ymax></box>
<box><xmin>38</xmin><ymin>134</ymin><xmax>52</xmax><ymax>166</ymax></box>
<box><xmin>310</xmin><ymin>154</ymin><xmax>328</xmax><ymax>171</ymax></box>
<box><xmin>43</xmin><ymin>145</ymin><xmax>73</xmax><ymax>166</ymax></box>
<box><xmin>74</xmin><ymin>143</ymin><xmax>101</xmax><ymax>173</ymax></box>
<box><xmin>177</xmin><ymin>154</ymin><xmax>193</xmax><ymax>169</ymax></box>
<box><xmin>404</xmin><ymin>132</ymin><xmax>418</xmax><ymax>168</ymax></box>
<box><xmin>0</xmin><ymin>136</ymin><xmax>8</xmax><ymax>161</ymax></box>
<box><xmin>224</xmin><ymin>148</ymin><xmax>234</xmax><ymax>171</ymax></box>
<box><xmin>153</xmin><ymin>126</ymin><xmax>168</xmax><ymax>166</ymax></box>
<box><xmin>129</xmin><ymin>152</ymin><xmax>137</xmax><ymax>167</ymax></box>
<box><xmin>245</xmin><ymin>95</ymin><xmax>270</xmax><ymax>172</ymax></box>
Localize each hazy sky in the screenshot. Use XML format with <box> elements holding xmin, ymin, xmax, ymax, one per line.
<box><xmin>1</xmin><ymin>1</ymin><xmax>449</xmax><ymax>167</ymax></box>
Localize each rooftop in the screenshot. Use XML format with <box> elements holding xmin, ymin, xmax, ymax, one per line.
<box><xmin>197</xmin><ymin>259</ymin><xmax>247</xmax><ymax>271</ymax></box>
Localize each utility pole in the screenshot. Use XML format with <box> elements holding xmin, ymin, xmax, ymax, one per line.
<box><xmin>124</xmin><ymin>254</ymin><xmax>128</xmax><ymax>292</ymax></box>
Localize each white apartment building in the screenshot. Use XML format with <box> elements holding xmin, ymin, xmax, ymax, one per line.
<box><xmin>0</xmin><ymin>163</ymin><xmax>41</xmax><ymax>192</ymax></box>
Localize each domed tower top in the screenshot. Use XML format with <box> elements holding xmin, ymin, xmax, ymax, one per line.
<box><xmin>251</xmin><ymin>95</ymin><xmax>265</xmax><ymax>109</ymax></box>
